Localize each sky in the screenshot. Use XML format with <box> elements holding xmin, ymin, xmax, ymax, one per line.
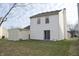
<box><xmin>0</xmin><ymin>3</ymin><xmax>78</xmax><ymax>29</ymax></box>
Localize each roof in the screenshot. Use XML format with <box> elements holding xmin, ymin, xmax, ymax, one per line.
<box><xmin>24</xmin><ymin>25</ymin><xmax>30</xmax><ymax>30</ymax></box>
<box><xmin>8</xmin><ymin>26</ymin><xmax>30</xmax><ymax>31</ymax></box>
<box><xmin>30</xmin><ymin>10</ymin><xmax>61</xmax><ymax>18</ymax></box>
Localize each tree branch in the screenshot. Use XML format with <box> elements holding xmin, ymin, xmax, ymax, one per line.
<box><xmin>0</xmin><ymin>3</ymin><xmax>16</xmax><ymax>26</ymax></box>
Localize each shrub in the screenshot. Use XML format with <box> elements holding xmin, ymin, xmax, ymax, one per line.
<box><xmin>2</xmin><ymin>36</ymin><xmax>5</xmax><ymax>39</ymax></box>
<box><xmin>19</xmin><ymin>38</ymin><xmax>23</xmax><ymax>41</ymax></box>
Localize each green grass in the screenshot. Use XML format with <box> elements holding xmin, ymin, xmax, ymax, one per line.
<box><xmin>0</xmin><ymin>39</ymin><xmax>78</xmax><ymax>56</ymax></box>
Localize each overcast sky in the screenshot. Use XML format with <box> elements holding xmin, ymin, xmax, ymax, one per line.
<box><xmin>0</xmin><ymin>3</ymin><xmax>78</xmax><ymax>29</ymax></box>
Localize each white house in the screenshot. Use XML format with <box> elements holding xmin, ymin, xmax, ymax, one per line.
<box><xmin>0</xmin><ymin>27</ymin><xmax>8</xmax><ymax>39</ymax></box>
<box><xmin>8</xmin><ymin>26</ymin><xmax>30</xmax><ymax>41</ymax></box>
<box><xmin>74</xmin><ymin>3</ymin><xmax>79</xmax><ymax>36</ymax></box>
<box><xmin>30</xmin><ymin>8</ymin><xmax>68</xmax><ymax>41</ymax></box>
<box><xmin>0</xmin><ymin>17</ymin><xmax>8</xmax><ymax>39</ymax></box>
<box><xmin>5</xmin><ymin>8</ymin><xmax>68</xmax><ymax>41</ymax></box>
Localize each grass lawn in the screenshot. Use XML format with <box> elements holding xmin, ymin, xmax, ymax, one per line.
<box><xmin>0</xmin><ymin>39</ymin><xmax>78</xmax><ymax>56</ymax></box>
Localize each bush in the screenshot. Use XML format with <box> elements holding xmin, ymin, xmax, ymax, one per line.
<box><xmin>2</xmin><ymin>36</ymin><xmax>5</xmax><ymax>39</ymax></box>
<box><xmin>19</xmin><ymin>38</ymin><xmax>23</xmax><ymax>41</ymax></box>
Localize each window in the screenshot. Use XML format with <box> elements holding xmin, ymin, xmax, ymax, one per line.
<box><xmin>37</xmin><ymin>18</ymin><xmax>40</xmax><ymax>24</ymax></box>
<box><xmin>45</xmin><ymin>17</ymin><xmax>49</xmax><ymax>24</ymax></box>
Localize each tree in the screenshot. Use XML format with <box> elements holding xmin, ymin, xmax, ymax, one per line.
<box><xmin>68</xmin><ymin>24</ymin><xmax>79</xmax><ymax>38</ymax></box>
<box><xmin>0</xmin><ymin>3</ymin><xmax>16</xmax><ymax>26</ymax></box>
<box><xmin>0</xmin><ymin>3</ymin><xmax>33</xmax><ymax>27</ymax></box>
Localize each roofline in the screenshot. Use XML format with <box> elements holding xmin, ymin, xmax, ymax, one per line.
<box><xmin>30</xmin><ymin>10</ymin><xmax>61</xmax><ymax>18</ymax></box>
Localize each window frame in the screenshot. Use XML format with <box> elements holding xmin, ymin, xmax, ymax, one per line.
<box><xmin>37</xmin><ymin>18</ymin><xmax>41</xmax><ymax>24</ymax></box>
<box><xmin>45</xmin><ymin>17</ymin><xmax>49</xmax><ymax>24</ymax></box>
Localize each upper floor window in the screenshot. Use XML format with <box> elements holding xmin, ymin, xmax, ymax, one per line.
<box><xmin>37</xmin><ymin>18</ymin><xmax>40</xmax><ymax>24</ymax></box>
<box><xmin>45</xmin><ymin>17</ymin><xmax>49</xmax><ymax>24</ymax></box>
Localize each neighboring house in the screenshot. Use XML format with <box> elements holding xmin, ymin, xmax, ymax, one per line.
<box><xmin>77</xmin><ymin>3</ymin><xmax>79</xmax><ymax>32</ymax></box>
<box><xmin>0</xmin><ymin>17</ymin><xmax>8</xmax><ymax>39</ymax></box>
<box><xmin>8</xmin><ymin>26</ymin><xmax>30</xmax><ymax>41</ymax></box>
<box><xmin>30</xmin><ymin>8</ymin><xmax>68</xmax><ymax>41</ymax></box>
<box><xmin>0</xmin><ymin>26</ymin><xmax>8</xmax><ymax>39</ymax></box>
<box><xmin>76</xmin><ymin>3</ymin><xmax>79</xmax><ymax>36</ymax></box>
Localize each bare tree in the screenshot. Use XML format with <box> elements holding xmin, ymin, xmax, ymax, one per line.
<box><xmin>68</xmin><ymin>24</ymin><xmax>78</xmax><ymax>38</ymax></box>
<box><xmin>0</xmin><ymin>3</ymin><xmax>16</xmax><ymax>26</ymax></box>
<box><xmin>0</xmin><ymin>3</ymin><xmax>33</xmax><ymax>27</ymax></box>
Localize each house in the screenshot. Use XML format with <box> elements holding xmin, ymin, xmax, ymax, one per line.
<box><xmin>75</xmin><ymin>3</ymin><xmax>79</xmax><ymax>37</ymax></box>
<box><xmin>76</xmin><ymin>3</ymin><xmax>79</xmax><ymax>37</ymax></box>
<box><xmin>7</xmin><ymin>8</ymin><xmax>68</xmax><ymax>41</ymax></box>
<box><xmin>8</xmin><ymin>26</ymin><xmax>30</xmax><ymax>41</ymax></box>
<box><xmin>0</xmin><ymin>26</ymin><xmax>8</xmax><ymax>39</ymax></box>
<box><xmin>30</xmin><ymin>8</ymin><xmax>68</xmax><ymax>41</ymax></box>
